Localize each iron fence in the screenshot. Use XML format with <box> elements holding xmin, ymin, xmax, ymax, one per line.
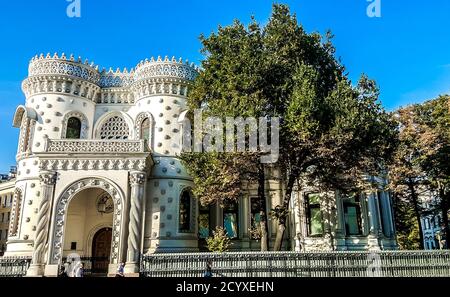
<box><xmin>0</xmin><ymin>257</ymin><xmax>31</xmax><ymax>277</ymax></box>
<box><xmin>140</xmin><ymin>250</ymin><xmax>450</xmax><ymax>277</ymax></box>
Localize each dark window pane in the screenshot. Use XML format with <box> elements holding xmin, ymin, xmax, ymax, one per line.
<box><xmin>66</xmin><ymin>117</ymin><xmax>81</xmax><ymax>139</ymax></box>
<box><xmin>344</xmin><ymin>194</ymin><xmax>362</xmax><ymax>235</ymax></box>
<box><xmin>179</xmin><ymin>191</ymin><xmax>191</xmax><ymax>232</ymax></box>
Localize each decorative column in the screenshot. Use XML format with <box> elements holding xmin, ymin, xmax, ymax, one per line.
<box><xmin>124</xmin><ymin>171</ymin><xmax>146</xmax><ymax>274</ymax></box>
<box><xmin>366</xmin><ymin>191</ymin><xmax>381</xmax><ymax>250</ymax></box>
<box><xmin>26</xmin><ymin>171</ymin><xmax>56</xmax><ymax>276</ymax></box>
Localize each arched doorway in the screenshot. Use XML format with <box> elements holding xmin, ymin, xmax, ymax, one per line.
<box><xmin>92</xmin><ymin>227</ymin><xmax>112</xmax><ymax>273</ymax></box>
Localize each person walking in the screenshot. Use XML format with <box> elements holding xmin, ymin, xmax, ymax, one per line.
<box><xmin>74</xmin><ymin>262</ymin><xmax>84</xmax><ymax>277</ymax></box>
<box><xmin>58</xmin><ymin>266</ymin><xmax>68</xmax><ymax>277</ymax></box>
<box><xmin>115</xmin><ymin>262</ymin><xmax>125</xmax><ymax>277</ymax></box>
<box><xmin>204</xmin><ymin>260</ymin><xmax>213</xmax><ymax>277</ymax></box>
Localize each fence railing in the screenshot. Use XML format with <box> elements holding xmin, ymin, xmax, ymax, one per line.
<box><xmin>140</xmin><ymin>250</ymin><xmax>450</xmax><ymax>277</ymax></box>
<box><xmin>61</xmin><ymin>256</ymin><xmax>109</xmax><ymax>276</ymax></box>
<box><xmin>0</xmin><ymin>257</ymin><xmax>31</xmax><ymax>277</ymax></box>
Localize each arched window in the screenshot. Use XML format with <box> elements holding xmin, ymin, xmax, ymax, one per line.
<box><xmin>141</xmin><ymin>118</ymin><xmax>150</xmax><ymax>148</ymax></box>
<box><xmin>99</xmin><ymin>116</ymin><xmax>130</xmax><ymax>140</ymax></box>
<box><xmin>179</xmin><ymin>191</ymin><xmax>192</xmax><ymax>233</ymax></box>
<box><xmin>66</xmin><ymin>117</ymin><xmax>82</xmax><ymax>139</ymax></box>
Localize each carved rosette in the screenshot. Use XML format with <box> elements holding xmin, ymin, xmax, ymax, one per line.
<box><xmin>129</xmin><ymin>171</ymin><xmax>146</xmax><ymax>187</ymax></box>
<box><xmin>39</xmin><ymin>171</ymin><xmax>57</xmax><ymax>185</ymax></box>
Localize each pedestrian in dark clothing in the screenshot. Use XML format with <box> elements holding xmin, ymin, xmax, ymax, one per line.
<box><xmin>204</xmin><ymin>260</ymin><xmax>213</xmax><ymax>277</ymax></box>
<box><xmin>115</xmin><ymin>262</ymin><xmax>125</xmax><ymax>277</ymax></box>
<box><xmin>59</xmin><ymin>266</ymin><xmax>68</xmax><ymax>277</ymax></box>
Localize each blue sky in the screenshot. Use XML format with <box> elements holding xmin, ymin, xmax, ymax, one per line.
<box><xmin>0</xmin><ymin>0</ymin><xmax>449</xmax><ymax>173</ymax></box>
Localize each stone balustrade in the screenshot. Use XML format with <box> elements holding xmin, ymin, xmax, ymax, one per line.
<box><xmin>44</xmin><ymin>139</ymin><xmax>146</xmax><ymax>154</ymax></box>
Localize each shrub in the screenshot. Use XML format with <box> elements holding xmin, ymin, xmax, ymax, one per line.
<box><xmin>206</xmin><ymin>227</ymin><xmax>233</xmax><ymax>253</ymax></box>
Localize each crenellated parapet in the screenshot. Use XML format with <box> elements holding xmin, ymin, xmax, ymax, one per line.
<box><xmin>133</xmin><ymin>56</ymin><xmax>199</xmax><ymax>82</ymax></box>
<box><xmin>22</xmin><ymin>53</ymin><xmax>199</xmax><ymax>102</ymax></box>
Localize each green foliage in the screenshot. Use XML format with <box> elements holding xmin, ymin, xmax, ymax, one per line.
<box><xmin>269</xmin><ymin>205</ymin><xmax>289</xmax><ymax>221</ymax></box>
<box><xmin>393</xmin><ymin>195</ymin><xmax>421</xmax><ymax>250</ymax></box>
<box><xmin>206</xmin><ymin>227</ymin><xmax>233</xmax><ymax>253</ymax></box>
<box><xmin>180</xmin><ymin>152</ymin><xmax>259</xmax><ymax>207</ymax></box>
<box><xmin>183</xmin><ymin>3</ymin><xmax>397</xmax><ymax>250</ymax></box>
<box><xmin>389</xmin><ymin>95</ymin><xmax>450</xmax><ymax>248</ymax></box>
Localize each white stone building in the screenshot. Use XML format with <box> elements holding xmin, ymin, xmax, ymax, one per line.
<box><xmin>420</xmin><ymin>190</ymin><xmax>446</xmax><ymax>249</ymax></box>
<box><xmin>3</xmin><ymin>53</ymin><xmax>397</xmax><ymax>276</ymax></box>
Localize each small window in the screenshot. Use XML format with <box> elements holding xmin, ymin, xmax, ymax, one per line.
<box><xmin>343</xmin><ymin>193</ymin><xmax>363</xmax><ymax>235</ymax></box>
<box><xmin>70</xmin><ymin>242</ymin><xmax>77</xmax><ymax>250</ymax></box>
<box><xmin>306</xmin><ymin>193</ymin><xmax>323</xmax><ymax>236</ymax></box>
<box><xmin>179</xmin><ymin>191</ymin><xmax>192</xmax><ymax>233</ymax></box>
<box><xmin>223</xmin><ymin>200</ymin><xmax>239</xmax><ymax>239</ymax></box>
<box><xmin>141</xmin><ymin>118</ymin><xmax>151</xmax><ymax>149</ymax></box>
<box><xmin>66</xmin><ymin>117</ymin><xmax>82</xmax><ymax>139</ymax></box>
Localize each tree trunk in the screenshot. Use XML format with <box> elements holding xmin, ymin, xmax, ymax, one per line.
<box><xmin>258</xmin><ymin>163</ymin><xmax>269</xmax><ymax>251</ymax></box>
<box><xmin>273</xmin><ymin>173</ymin><xmax>296</xmax><ymax>251</ymax></box>
<box><xmin>408</xmin><ymin>180</ymin><xmax>424</xmax><ymax>249</ymax></box>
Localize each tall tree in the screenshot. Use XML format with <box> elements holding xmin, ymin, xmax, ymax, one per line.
<box><xmin>183</xmin><ymin>4</ymin><xmax>396</xmax><ymax>251</ymax></box>
<box><xmin>389</xmin><ymin>95</ymin><xmax>450</xmax><ymax>249</ymax></box>
<box><xmin>181</xmin><ymin>18</ymin><xmax>270</xmax><ymax>250</ymax></box>
<box><xmin>416</xmin><ymin>96</ymin><xmax>450</xmax><ymax>246</ymax></box>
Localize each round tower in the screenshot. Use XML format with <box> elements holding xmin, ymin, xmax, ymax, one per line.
<box><xmin>7</xmin><ymin>53</ymin><xmax>100</xmax><ymax>255</ymax></box>
<box><xmin>129</xmin><ymin>55</ymin><xmax>199</xmax><ymax>252</ymax></box>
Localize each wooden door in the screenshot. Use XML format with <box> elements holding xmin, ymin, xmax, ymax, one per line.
<box><xmin>92</xmin><ymin>227</ymin><xmax>112</xmax><ymax>273</ymax></box>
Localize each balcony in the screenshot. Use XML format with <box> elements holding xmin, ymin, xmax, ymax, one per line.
<box><xmin>44</xmin><ymin>139</ymin><xmax>147</xmax><ymax>154</ymax></box>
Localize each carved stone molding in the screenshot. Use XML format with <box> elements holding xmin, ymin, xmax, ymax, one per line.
<box><xmin>50</xmin><ymin>177</ymin><xmax>125</xmax><ymax>264</ymax></box>
<box><xmin>39</xmin><ymin>158</ymin><xmax>148</xmax><ymax>172</ymax></box>
<box><xmin>45</xmin><ymin>139</ymin><xmax>145</xmax><ymax>153</ymax></box>
<box><xmin>129</xmin><ymin>171</ymin><xmax>147</xmax><ymax>187</ymax></box>
<box><xmin>39</xmin><ymin>171</ymin><xmax>57</xmax><ymax>185</ymax></box>
<box><xmin>133</xmin><ymin>58</ymin><xmax>198</xmax><ymax>82</ymax></box>
<box><xmin>130</xmin><ymin>78</ymin><xmax>190</xmax><ymax>100</ymax></box>
<box><xmin>23</xmin><ymin>54</ymin><xmax>198</xmax><ymax>102</ymax></box>
<box><xmin>29</xmin><ymin>57</ymin><xmax>101</xmax><ymax>85</ymax></box>
<box><xmin>22</xmin><ymin>76</ymin><xmax>101</xmax><ymax>101</ymax></box>
<box><xmin>8</xmin><ymin>187</ymin><xmax>24</xmax><ymax>238</ymax></box>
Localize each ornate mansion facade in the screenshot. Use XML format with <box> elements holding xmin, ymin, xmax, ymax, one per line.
<box><xmin>2</xmin><ymin>53</ymin><xmax>397</xmax><ymax>276</ymax></box>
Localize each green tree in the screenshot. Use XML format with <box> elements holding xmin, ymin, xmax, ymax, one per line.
<box><xmin>183</xmin><ymin>4</ymin><xmax>396</xmax><ymax>251</ymax></box>
<box><xmin>389</xmin><ymin>95</ymin><xmax>450</xmax><ymax>249</ymax></box>
<box><xmin>416</xmin><ymin>96</ymin><xmax>450</xmax><ymax>246</ymax></box>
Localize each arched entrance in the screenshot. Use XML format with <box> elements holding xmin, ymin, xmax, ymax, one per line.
<box><xmin>48</xmin><ymin>177</ymin><xmax>126</xmax><ymax>276</ymax></box>
<box><xmin>92</xmin><ymin>227</ymin><xmax>112</xmax><ymax>273</ymax></box>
